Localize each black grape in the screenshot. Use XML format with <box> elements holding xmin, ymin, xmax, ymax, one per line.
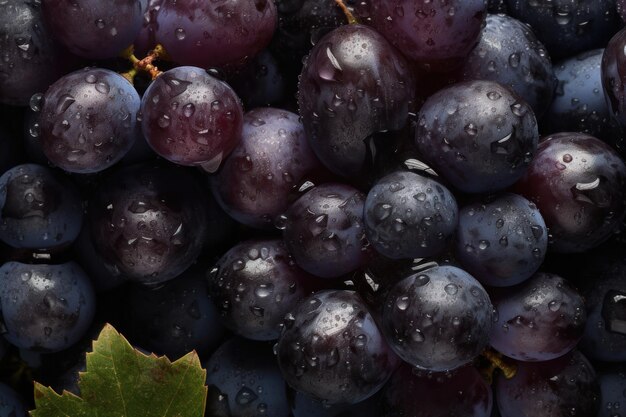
<box><xmin>282</xmin><ymin>183</ymin><xmax>368</xmax><ymax>278</ymax></box>
<box><xmin>88</xmin><ymin>163</ymin><xmax>208</xmax><ymax>285</ymax></box>
<box><xmin>598</xmin><ymin>370</ymin><xmax>626</xmax><ymax>417</ymax></box>
<box><xmin>380</xmin><ymin>364</ymin><xmax>493</xmax><ymax>417</ymax></box>
<box><xmin>495</xmin><ymin>351</ymin><xmax>600</xmax><ymax>417</ymax></box>
<box><xmin>0</xmin><ymin>164</ymin><xmax>83</xmax><ymax>250</ymax></box>
<box><xmin>381</xmin><ymin>265</ymin><xmax>494</xmax><ymax>372</ymax></box>
<box><xmin>41</xmin><ymin>0</ymin><xmax>143</xmax><ymax>59</ymax></box>
<box><xmin>619</xmin><ymin>0</ymin><xmax>626</xmax><ymax>23</ymax></box>
<box><xmin>505</xmin><ymin>0</ymin><xmax>620</xmax><ymax>61</ymax></box>
<box><xmin>207</xmin><ymin>239</ymin><xmax>316</xmax><ymax>341</ymax></box>
<box><xmin>40</xmin><ymin>68</ymin><xmax>141</xmax><ymax>174</ymax></box>
<box><xmin>134</xmin><ymin>0</ymin><xmax>163</xmax><ymax>57</ymax></box>
<box><xmin>364</xmin><ymin>170</ymin><xmax>458</xmax><ymax>260</ymax></box>
<box><xmin>544</xmin><ymin>49</ymin><xmax>620</xmax><ymax>145</ymax></box>
<box><xmin>298</xmin><ymin>24</ymin><xmax>415</xmax><ymax>179</ymax></box>
<box><xmin>205</xmin><ymin>337</ymin><xmax>291</xmax><ymax>417</ymax></box>
<box><xmin>0</xmin><ymin>261</ymin><xmax>96</xmax><ymax>353</ymax></box>
<box><xmin>357</xmin><ymin>0</ymin><xmax>487</xmax><ymax>66</ymax></box>
<box><xmin>140</xmin><ymin>66</ymin><xmax>243</xmax><ymax>171</ymax></box>
<box><xmin>602</xmin><ymin>28</ymin><xmax>626</xmax><ymax>131</ymax></box>
<box><xmin>155</xmin><ymin>0</ymin><xmax>277</xmax><ymax>70</ymax></box>
<box><xmin>211</xmin><ymin>107</ymin><xmax>322</xmax><ymax>230</ymax></box>
<box><xmin>415</xmin><ymin>80</ymin><xmax>539</xmax><ymax>194</ymax></box>
<box><xmin>124</xmin><ymin>266</ymin><xmax>225</xmax><ymax>359</ymax></box>
<box><xmin>0</xmin><ymin>383</ymin><xmax>26</xmax><ymax>417</ymax></box>
<box><xmin>489</xmin><ymin>272</ymin><xmax>586</xmax><ymax>362</ymax></box>
<box><xmin>514</xmin><ymin>132</ymin><xmax>626</xmax><ymax>253</ymax></box>
<box><xmin>460</xmin><ymin>14</ymin><xmax>557</xmax><ymax>118</ymax></box>
<box><xmin>455</xmin><ymin>193</ymin><xmax>547</xmax><ymax>288</ymax></box>
<box><xmin>276</xmin><ymin>289</ymin><xmax>399</xmax><ymax>404</ymax></box>
<box><xmin>0</xmin><ymin>0</ymin><xmax>71</xmax><ymax>106</ymax></box>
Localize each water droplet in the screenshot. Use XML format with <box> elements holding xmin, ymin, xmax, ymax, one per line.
<box><xmin>175</xmin><ymin>28</ymin><xmax>186</xmax><ymax>40</ymax></box>
<box><xmin>445</xmin><ymin>283</ymin><xmax>458</xmax><ymax>295</ymax></box>
<box><xmin>235</xmin><ymin>387</ymin><xmax>258</xmax><ymax>405</ymax></box>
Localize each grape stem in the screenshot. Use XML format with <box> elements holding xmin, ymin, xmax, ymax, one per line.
<box><xmin>334</xmin><ymin>0</ymin><xmax>358</xmax><ymax>24</ymax></box>
<box><xmin>480</xmin><ymin>349</ymin><xmax>517</xmax><ymax>383</ymax></box>
<box><xmin>119</xmin><ymin>44</ymin><xmax>169</xmax><ymax>83</ymax></box>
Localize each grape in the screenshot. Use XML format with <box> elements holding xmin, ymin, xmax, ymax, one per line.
<box><xmin>41</xmin><ymin>0</ymin><xmax>143</xmax><ymax>59</ymax></box>
<box><xmin>415</xmin><ymin>80</ymin><xmax>539</xmax><ymax>194</ymax></box>
<box><xmin>619</xmin><ymin>0</ymin><xmax>626</xmax><ymax>22</ymax></box>
<box><xmin>495</xmin><ymin>351</ymin><xmax>600</xmax><ymax>417</ymax></box>
<box><xmin>0</xmin><ymin>0</ymin><xmax>73</xmax><ymax>107</ymax></box>
<box><xmin>211</xmin><ymin>107</ymin><xmax>322</xmax><ymax>229</ymax></box>
<box><xmin>292</xmin><ymin>390</ymin><xmax>381</xmax><ymax>417</ymax></box>
<box><xmin>381</xmin><ymin>265</ymin><xmax>494</xmax><ymax>372</ymax></box>
<box><xmin>89</xmin><ymin>163</ymin><xmax>208</xmax><ymax>285</ymax></box>
<box><xmin>0</xmin><ymin>164</ymin><xmax>83</xmax><ymax>250</ymax></box>
<box><xmin>597</xmin><ymin>370</ymin><xmax>626</xmax><ymax>417</ymax></box>
<box><xmin>154</xmin><ymin>0</ymin><xmax>277</xmax><ymax>70</ymax></box>
<box><xmin>207</xmin><ymin>239</ymin><xmax>316</xmax><ymax>341</ymax></box>
<box><xmin>545</xmin><ymin>49</ymin><xmax>620</xmax><ymax>145</ymax></box>
<box><xmin>40</xmin><ymin>68</ymin><xmax>141</xmax><ymax>173</ymax></box>
<box><xmin>505</xmin><ymin>0</ymin><xmax>620</xmax><ymax>61</ymax></box>
<box><xmin>276</xmin><ymin>289</ymin><xmax>399</xmax><ymax>404</ymax></box>
<box><xmin>514</xmin><ymin>132</ymin><xmax>626</xmax><ymax>253</ymax></box>
<box><xmin>205</xmin><ymin>337</ymin><xmax>290</xmax><ymax>417</ymax></box>
<box><xmin>455</xmin><ymin>193</ymin><xmax>547</xmax><ymax>288</ymax></box>
<box><xmin>298</xmin><ymin>24</ymin><xmax>415</xmax><ymax>178</ymax></box>
<box><xmin>460</xmin><ymin>14</ymin><xmax>557</xmax><ymax>118</ymax></box>
<box><xmin>489</xmin><ymin>272</ymin><xmax>586</xmax><ymax>362</ymax></box>
<box><xmin>577</xmin><ymin>248</ymin><xmax>626</xmax><ymax>362</ymax></box>
<box><xmin>124</xmin><ymin>266</ymin><xmax>225</xmax><ymax>359</ymax></box>
<box><xmin>356</xmin><ymin>0</ymin><xmax>487</xmax><ymax>66</ymax></box>
<box><xmin>0</xmin><ymin>261</ymin><xmax>96</xmax><ymax>353</ymax></box>
<box><xmin>134</xmin><ymin>0</ymin><xmax>163</xmax><ymax>57</ymax></box>
<box><xmin>380</xmin><ymin>364</ymin><xmax>493</xmax><ymax>417</ymax></box>
<box><xmin>283</xmin><ymin>183</ymin><xmax>368</xmax><ymax>278</ymax></box>
<box><xmin>140</xmin><ymin>66</ymin><xmax>243</xmax><ymax>170</ymax></box>
<box><xmin>0</xmin><ymin>382</ymin><xmax>26</xmax><ymax>417</ymax></box>
<box><xmin>602</xmin><ymin>28</ymin><xmax>626</xmax><ymax>130</ymax></box>
<box><xmin>364</xmin><ymin>170</ymin><xmax>458</xmax><ymax>260</ymax></box>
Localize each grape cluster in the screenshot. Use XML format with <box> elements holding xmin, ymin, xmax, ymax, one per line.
<box><xmin>2</xmin><ymin>0</ymin><xmax>626</xmax><ymax>416</ymax></box>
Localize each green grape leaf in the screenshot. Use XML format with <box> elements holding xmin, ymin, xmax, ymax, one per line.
<box><xmin>30</xmin><ymin>324</ymin><xmax>207</xmax><ymax>417</ymax></box>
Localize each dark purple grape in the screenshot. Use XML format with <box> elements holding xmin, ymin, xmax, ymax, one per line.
<box><xmin>140</xmin><ymin>66</ymin><xmax>243</xmax><ymax>170</ymax></box>
<box><xmin>0</xmin><ymin>383</ymin><xmax>26</xmax><ymax>417</ymax></box>
<box><xmin>298</xmin><ymin>24</ymin><xmax>415</xmax><ymax>178</ymax></box>
<box><xmin>41</xmin><ymin>0</ymin><xmax>143</xmax><ymax>59</ymax></box>
<box><xmin>356</xmin><ymin>0</ymin><xmax>487</xmax><ymax>66</ymax></box>
<box><xmin>455</xmin><ymin>193</ymin><xmax>547</xmax><ymax>288</ymax></box>
<box><xmin>382</xmin><ymin>265</ymin><xmax>494</xmax><ymax>372</ymax></box>
<box><xmin>155</xmin><ymin>0</ymin><xmax>277</xmax><ymax>70</ymax></box>
<box><xmin>207</xmin><ymin>239</ymin><xmax>316</xmax><ymax>341</ymax></box>
<box><xmin>40</xmin><ymin>68</ymin><xmax>141</xmax><ymax>173</ymax></box>
<box><xmin>380</xmin><ymin>364</ymin><xmax>493</xmax><ymax>417</ymax></box>
<box><xmin>283</xmin><ymin>183</ymin><xmax>368</xmax><ymax>278</ymax></box>
<box><xmin>602</xmin><ymin>28</ymin><xmax>626</xmax><ymax>130</ymax></box>
<box><xmin>124</xmin><ymin>266</ymin><xmax>225</xmax><ymax>359</ymax></box>
<box><xmin>496</xmin><ymin>351</ymin><xmax>600</xmax><ymax>417</ymax></box>
<box><xmin>205</xmin><ymin>337</ymin><xmax>290</xmax><ymax>417</ymax></box>
<box><xmin>597</xmin><ymin>370</ymin><xmax>626</xmax><ymax>417</ymax></box>
<box><xmin>227</xmin><ymin>51</ymin><xmax>286</xmax><ymax>109</ymax></box>
<box><xmin>460</xmin><ymin>14</ymin><xmax>557</xmax><ymax>118</ymax></box>
<box><xmin>292</xmin><ymin>390</ymin><xmax>381</xmax><ymax>417</ymax></box>
<box><xmin>89</xmin><ymin>163</ymin><xmax>208</xmax><ymax>285</ymax></box>
<box><xmin>276</xmin><ymin>289</ymin><xmax>399</xmax><ymax>404</ymax></box>
<box><xmin>619</xmin><ymin>0</ymin><xmax>626</xmax><ymax>22</ymax></box>
<box><xmin>577</xmin><ymin>249</ymin><xmax>626</xmax><ymax>362</ymax></box>
<box><xmin>0</xmin><ymin>0</ymin><xmax>71</xmax><ymax>106</ymax></box>
<box><xmin>489</xmin><ymin>272</ymin><xmax>586</xmax><ymax>362</ymax></box>
<box><xmin>505</xmin><ymin>0</ymin><xmax>620</xmax><ymax>61</ymax></box>
<box><xmin>364</xmin><ymin>171</ymin><xmax>458</xmax><ymax>260</ymax></box>
<box><xmin>545</xmin><ymin>49</ymin><xmax>620</xmax><ymax>145</ymax></box>
<box><xmin>0</xmin><ymin>164</ymin><xmax>82</xmax><ymax>250</ymax></box>
<box><xmin>514</xmin><ymin>132</ymin><xmax>626</xmax><ymax>253</ymax></box>
<box><xmin>415</xmin><ymin>80</ymin><xmax>539</xmax><ymax>194</ymax></box>
<box><xmin>134</xmin><ymin>0</ymin><xmax>162</xmax><ymax>57</ymax></box>
<box><xmin>211</xmin><ymin>107</ymin><xmax>322</xmax><ymax>229</ymax></box>
<box><xmin>0</xmin><ymin>261</ymin><xmax>96</xmax><ymax>353</ymax></box>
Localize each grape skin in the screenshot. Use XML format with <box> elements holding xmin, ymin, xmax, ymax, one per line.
<box><xmin>0</xmin><ymin>383</ymin><xmax>26</xmax><ymax>417</ymax></box>
<box><xmin>140</xmin><ymin>66</ymin><xmax>243</xmax><ymax>169</ymax></box>
<box><xmin>0</xmin><ymin>261</ymin><xmax>96</xmax><ymax>353</ymax></box>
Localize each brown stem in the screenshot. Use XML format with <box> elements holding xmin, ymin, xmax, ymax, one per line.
<box><xmin>119</xmin><ymin>44</ymin><xmax>169</xmax><ymax>83</ymax></box>
<box><xmin>481</xmin><ymin>348</ymin><xmax>517</xmax><ymax>380</ymax></box>
<box><xmin>334</xmin><ymin>0</ymin><xmax>358</xmax><ymax>24</ymax></box>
